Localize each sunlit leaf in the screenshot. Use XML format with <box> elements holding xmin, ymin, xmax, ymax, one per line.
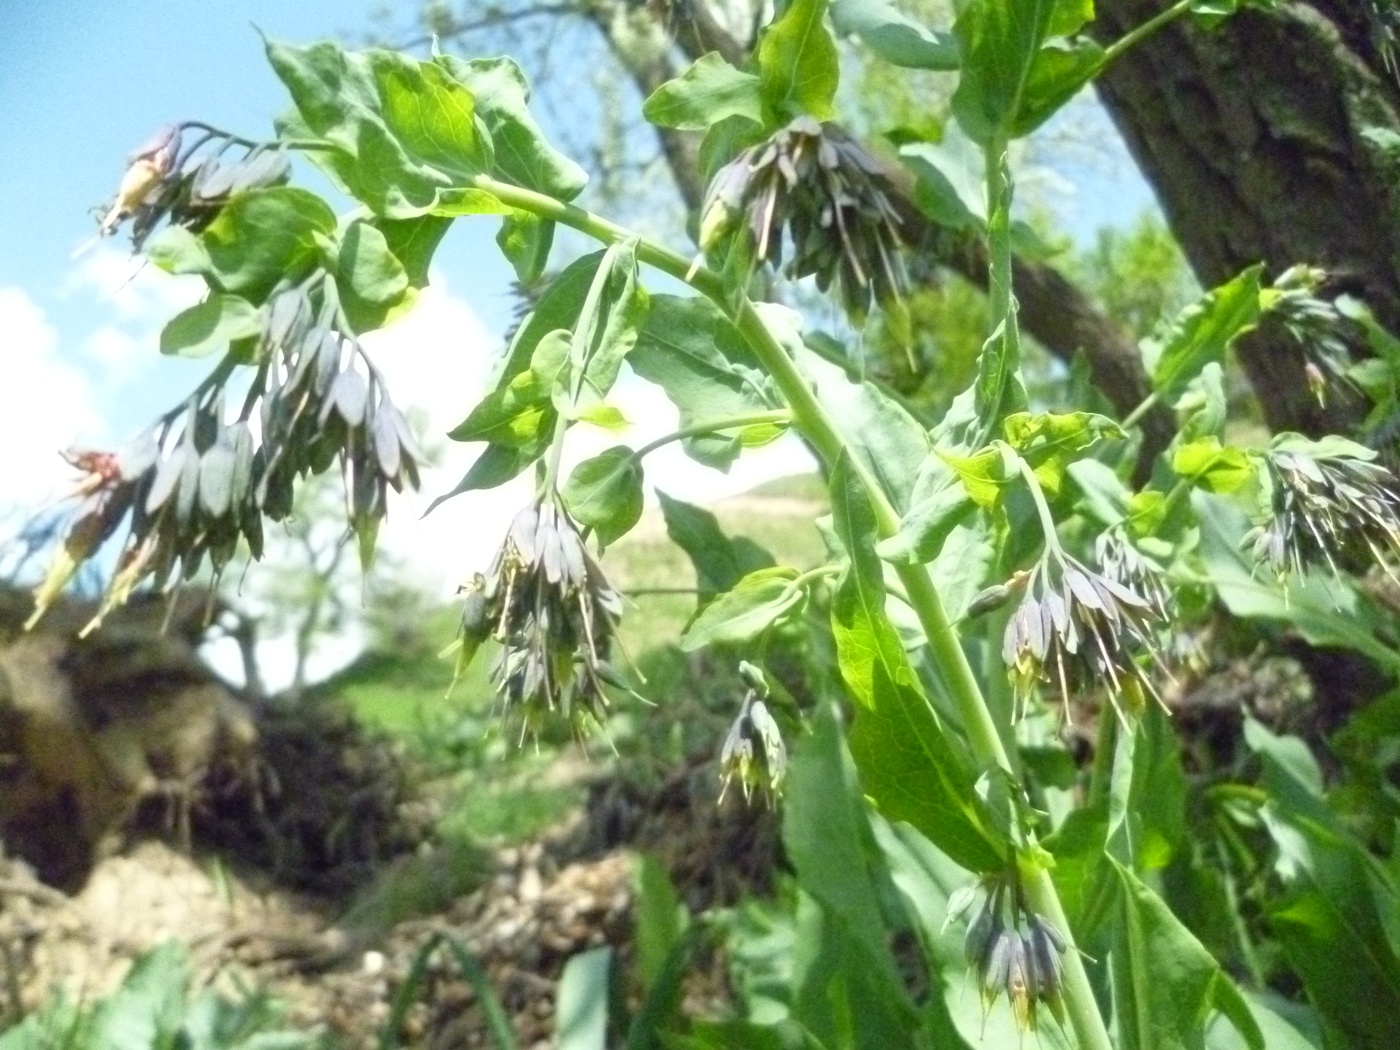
<box><xmin>757</xmin><ymin>0</ymin><xmax>841</xmax><ymax>122</ymax></box>
<box><xmin>830</xmin><ymin>0</ymin><xmax>959</xmax><ymax>70</ymax></box>
<box><xmin>643</xmin><ymin>53</ymin><xmax>765</xmax><ymax>131</ymax></box>
<box><xmin>830</xmin><ymin>453</ymin><xmax>1008</xmax><ymax>871</ymax></box>
<box><xmin>1147</xmin><ymin>265</ymin><xmax>1264</xmax><ymax>405</ymax></box>
<box><xmin>631</xmin><ymin>296</ymin><xmax>776</xmax><ymax>470</ymax></box>
<box><xmin>159</xmin><ymin>294</ymin><xmax>263</xmax><ymax>358</ymax></box>
<box><xmin>679</xmin><ymin>567</ymin><xmax>803</xmax><ymax>650</ymax></box>
<box><xmin>562</xmin><ymin>447</ymin><xmax>644</xmax><ymax>547</ymax></box>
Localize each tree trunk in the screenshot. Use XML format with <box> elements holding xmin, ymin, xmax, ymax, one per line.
<box><xmin>1093</xmin><ymin>0</ymin><xmax>1400</xmax><ymax>435</ymax></box>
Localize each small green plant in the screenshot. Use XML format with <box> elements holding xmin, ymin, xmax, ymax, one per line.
<box><xmin>0</xmin><ymin>943</ymin><xmax>322</xmax><ymax>1050</ymax></box>
<box><xmin>36</xmin><ymin>0</ymin><xmax>1400</xmax><ymax>1046</ymax></box>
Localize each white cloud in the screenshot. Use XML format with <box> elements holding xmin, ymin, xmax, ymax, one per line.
<box><xmin>0</xmin><ymin>287</ymin><xmax>105</xmax><ymax>510</ymax></box>
<box><xmin>65</xmin><ymin>244</ymin><xmax>203</xmax><ymax>381</ymax></box>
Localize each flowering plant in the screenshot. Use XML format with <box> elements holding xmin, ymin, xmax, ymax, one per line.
<box><xmin>37</xmin><ymin>0</ymin><xmax>1400</xmax><ymax>1045</ymax></box>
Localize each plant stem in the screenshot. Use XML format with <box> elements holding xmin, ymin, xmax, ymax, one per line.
<box><xmin>631</xmin><ymin>410</ymin><xmax>792</xmax><ymax>461</ymax></box>
<box><xmin>1120</xmin><ymin>390</ymin><xmax>1159</xmax><ymax>431</ymax></box>
<box><xmin>1017</xmin><ymin>455</ymin><xmax>1065</xmax><ymax>556</ymax></box>
<box><xmin>1101</xmin><ymin>0</ymin><xmax>1195</xmax><ymax>68</ymax></box>
<box><xmin>541</xmin><ymin>409</ymin><xmax>570</xmax><ymax>497</ymax></box>
<box><xmin>468</xmin><ymin>173</ymin><xmax>1113</xmax><ymax>1050</ymax></box>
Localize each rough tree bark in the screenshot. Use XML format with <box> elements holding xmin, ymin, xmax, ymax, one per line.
<box><xmin>1093</xmin><ymin>0</ymin><xmax>1400</xmax><ymax>435</ymax></box>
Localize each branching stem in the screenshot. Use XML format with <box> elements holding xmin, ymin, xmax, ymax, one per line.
<box><xmin>468</xmin><ymin>172</ymin><xmax>1113</xmax><ymax>1050</ymax></box>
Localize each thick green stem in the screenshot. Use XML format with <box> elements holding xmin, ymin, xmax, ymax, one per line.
<box><xmin>469</xmin><ymin>173</ymin><xmax>1113</xmax><ymax>1050</ymax></box>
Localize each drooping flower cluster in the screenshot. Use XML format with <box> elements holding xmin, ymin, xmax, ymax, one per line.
<box><xmin>956</xmin><ymin>875</ymin><xmax>1069</xmax><ymax>1032</ymax></box>
<box><xmin>719</xmin><ymin>663</ymin><xmax>787</xmax><ymax>806</ymax></box>
<box><xmin>1268</xmin><ymin>265</ymin><xmax>1360</xmax><ymax>405</ymax></box>
<box><xmin>1246</xmin><ymin>434</ymin><xmax>1400</xmax><ymax>580</ymax></box>
<box><xmin>29</xmin><ymin>276</ymin><xmax>420</xmax><ymax>633</ymax></box>
<box><xmin>1002</xmin><ymin>550</ymin><xmax>1164</xmax><ymax>722</ymax></box>
<box><xmin>1094</xmin><ymin>527</ymin><xmax>1173</xmax><ymax>620</ymax></box>
<box><xmin>92</xmin><ymin>123</ymin><xmax>291</xmax><ymax>250</ymax></box>
<box><xmin>699</xmin><ymin>116</ymin><xmax>908</xmax><ymax>325</ymax></box>
<box><xmin>456</xmin><ymin>498</ymin><xmax>624</xmax><ymax>740</ymax></box>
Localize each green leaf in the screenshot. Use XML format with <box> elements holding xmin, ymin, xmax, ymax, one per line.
<box><xmin>1147</xmin><ymin>265</ymin><xmax>1264</xmax><ymax>405</ymax></box>
<box><xmin>783</xmin><ymin>704</ymin><xmax>914</xmax><ymax>1004</ymax></box>
<box><xmin>1193</xmin><ymin>493</ymin><xmax>1400</xmax><ymax>671</ymax></box>
<box><xmin>448</xmin><ymin>368</ymin><xmax>553</xmax><ymax>446</ymax></box>
<box><xmin>496</xmin><ymin>211</ymin><xmax>555</xmax><ymax>284</ymax></box>
<box><xmin>830</xmin><ymin>0</ymin><xmax>959</xmax><ymax>70</ymax></box>
<box><xmin>556</xmin><ymin>947</ymin><xmax>612</xmax><ymax>1050</ymax></box>
<box><xmin>876</xmin><ymin>466</ymin><xmax>974</xmax><ymax>564</ymax></box>
<box><xmin>159</xmin><ymin>294</ymin><xmax>263</xmax><ymax>357</ymax></box>
<box><xmin>153</xmin><ymin>187</ymin><xmax>335</xmax><ymax>303</ymax></box>
<box><xmin>829</xmin><ymin>453</ymin><xmax>1007</xmax><ymax>871</ymax></box>
<box><xmin>376</xmin><ymin>213</ymin><xmax>451</xmax><ymax>291</ymax></box>
<box><xmin>757</xmin><ymin>0</ymin><xmax>841</xmax><ymax>122</ymax></box>
<box><xmin>267</xmin><ymin>41</ymin><xmax>493</xmax><ymax>217</ymax></box>
<box><xmin>679</xmin><ymin>567</ymin><xmax>803</xmax><ymax>651</ymax></box>
<box><xmin>1012</xmin><ymin>36</ymin><xmax>1105</xmax><ymax>136</ymax></box>
<box><xmin>1172</xmin><ymin>437</ymin><xmax>1254</xmax><ymax>494</ymax></box>
<box><xmin>631</xmin><ymin>296</ymin><xmax>776</xmax><ymax>470</ymax></box>
<box><xmin>558</xmin><ymin>240</ymin><xmax>648</xmax><ymax>414</ymax></box>
<box><xmin>562</xmin><ymin>447</ymin><xmax>644</xmax><ymax>547</ymax></box>
<box><xmin>643</xmin><ymin>53</ymin><xmax>765</xmax><ymax>131</ymax></box>
<box><xmin>436</xmin><ymin>54</ymin><xmax>587</xmax><ymax>199</ymax></box>
<box><xmin>88</xmin><ymin>943</ymin><xmax>191</xmax><ymax>1049</ymax></box>
<box><xmin>970</xmin><ymin>155</ymin><xmax>1029</xmax><ymax>438</ymax></box>
<box><xmin>1109</xmin><ymin>857</ymin><xmax>1264</xmax><ymax>1050</ymax></box>
<box><xmin>792</xmin><ymin>332</ymin><xmax>930</xmax><ymax>512</ymax></box>
<box><xmin>951</xmin><ymin>0</ymin><xmax>1058</xmax><ymax>145</ymax></box>
<box><xmin>1003</xmin><ymin>410</ymin><xmax>1124</xmax><ymax>496</ymax></box>
<box><xmin>1107</xmin><ymin>705</ymin><xmax>1187</xmax><ymax>871</ymax></box>
<box><xmin>633</xmin><ymin>854</ymin><xmax>688</xmax><ymax>994</ymax></box>
<box><xmin>337</xmin><ymin>218</ymin><xmax>409</xmax><ymax>332</ymax></box>
<box><xmin>1257</xmin><ymin>803</ymin><xmax>1400</xmax><ymax>1049</ymax></box>
<box><xmin>1243</xmin><ymin>717</ymin><xmax>1330</xmax><ymax>824</ymax></box>
<box><xmin>1205</xmin><ymin>992</ymin><xmax>1323</xmax><ymax>1050</ymax></box>
<box><xmin>532</xmin><ymin>243</ymin><xmax>647</xmax><ymax>422</ymax></box>
<box><xmin>900</xmin><ymin>130</ymin><xmax>986</xmax><ymax>231</ymax></box>
<box><xmin>658</xmin><ymin>491</ymin><xmax>776</xmax><ymax>601</ymax></box>
<box><xmin>938</xmin><ymin>446</ymin><xmax>1010</xmax><ymax>509</ymax></box>
<box><xmin>499</xmin><ymin>252</ymin><xmax>607</xmax><ymax>381</ymax></box>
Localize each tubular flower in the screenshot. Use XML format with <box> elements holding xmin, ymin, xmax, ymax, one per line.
<box><xmin>960</xmin><ymin>877</ymin><xmax>1068</xmax><ymax>1032</ymax></box>
<box><xmin>27</xmin><ymin>275</ymin><xmax>419</xmax><ymax>634</ymax></box>
<box><xmin>719</xmin><ymin>666</ymin><xmax>787</xmax><ymax>806</ymax></box>
<box><xmin>460</xmin><ymin>498</ymin><xmax>624</xmax><ymax>741</ymax></box>
<box><xmin>699</xmin><ymin>116</ymin><xmax>909</xmax><ymax>326</ymax></box>
<box><xmin>1002</xmin><ymin>550</ymin><xmax>1164</xmax><ymax>722</ymax></box>
<box><xmin>1245</xmin><ymin>434</ymin><xmax>1400</xmax><ymax>581</ymax></box>
<box><xmin>1094</xmin><ymin>528</ymin><xmax>1173</xmax><ymax>620</ymax></box>
<box><xmin>93</xmin><ymin>122</ymin><xmax>291</xmax><ymax>250</ymax></box>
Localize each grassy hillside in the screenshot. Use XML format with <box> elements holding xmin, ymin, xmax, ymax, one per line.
<box><xmin>321</xmin><ymin>473</ymin><xmax>827</xmax><ymax>849</ymax></box>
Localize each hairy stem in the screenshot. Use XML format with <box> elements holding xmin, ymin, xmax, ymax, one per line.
<box><xmin>469</xmin><ymin>173</ymin><xmax>1113</xmax><ymax>1050</ymax></box>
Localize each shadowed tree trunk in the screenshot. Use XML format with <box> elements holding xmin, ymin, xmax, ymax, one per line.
<box><xmin>1093</xmin><ymin>0</ymin><xmax>1400</xmax><ymax>435</ymax></box>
